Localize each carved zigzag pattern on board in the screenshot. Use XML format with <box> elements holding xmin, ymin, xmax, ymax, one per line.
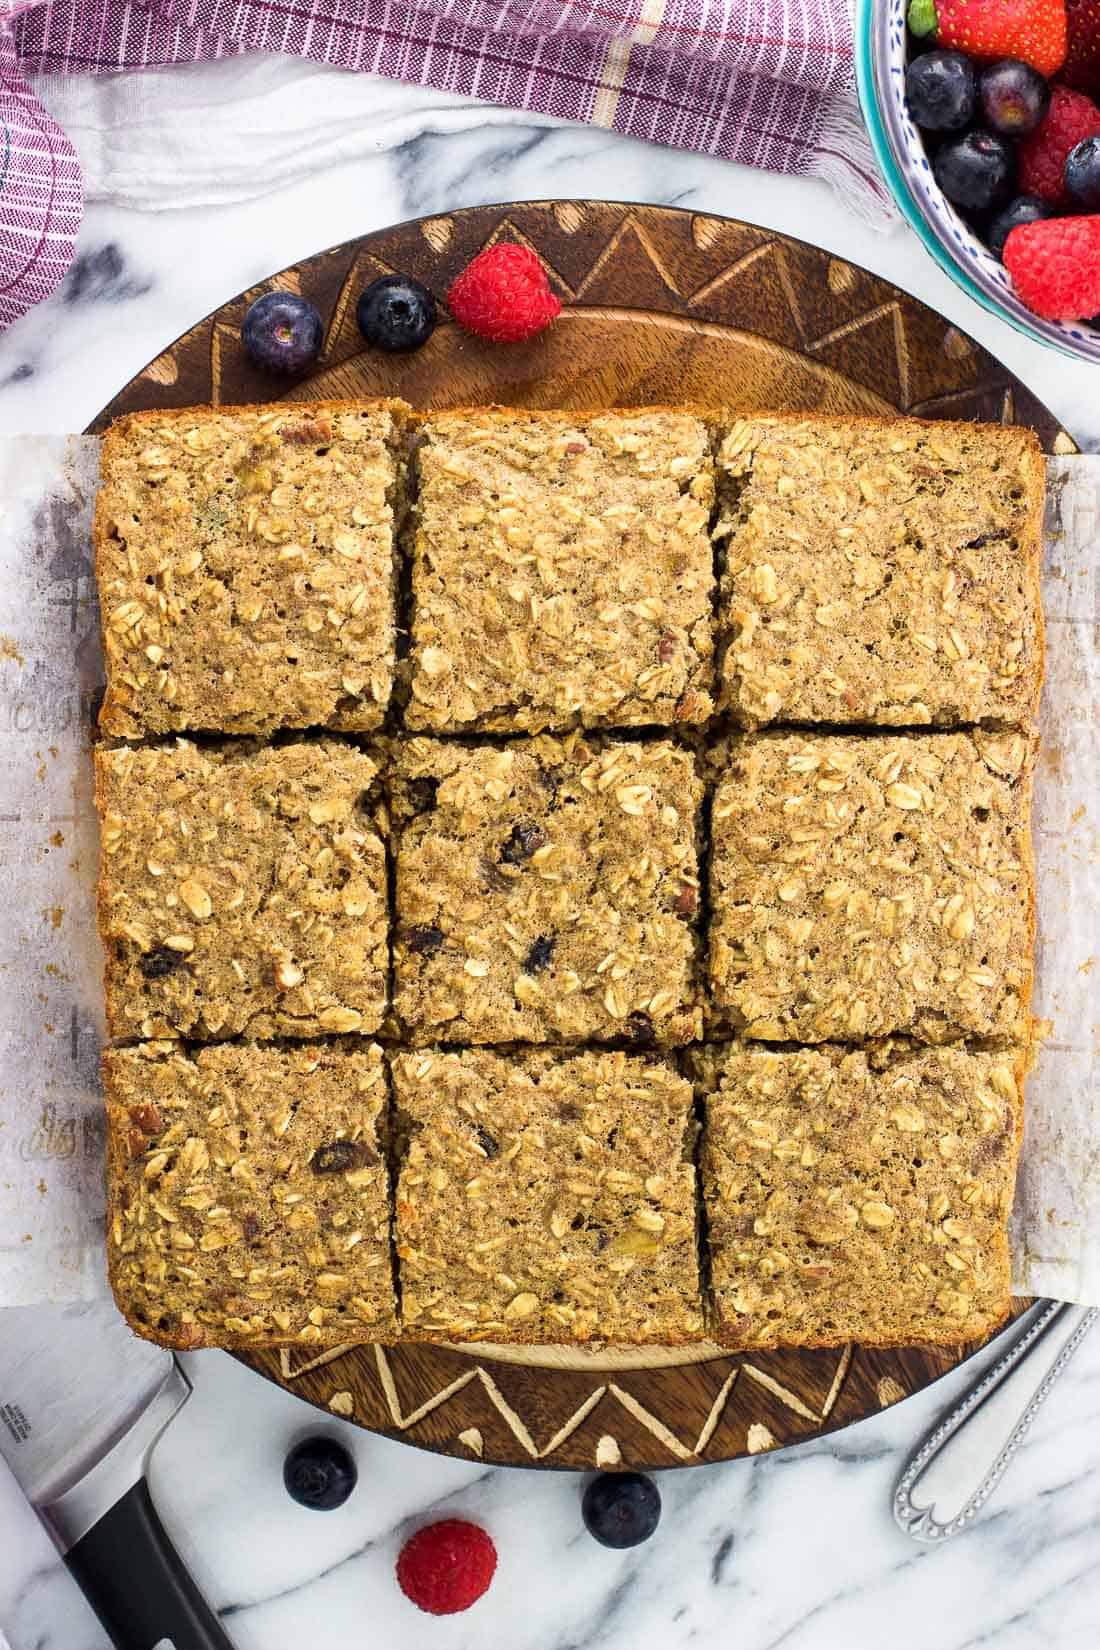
<box><xmin>112</xmin><ymin>201</ymin><xmax>1066</xmax><ymax>452</ymax></box>
<box><xmin>278</xmin><ymin>1343</ymin><xmax>857</xmax><ymax>1465</ymax></box>
<box><xmin>411</xmin><ymin>206</ymin><xmax>923</xmax><ymax>405</ymax></box>
<box><xmin>180</xmin><ymin>205</ymin><xmax>956</xmax><ymax>419</ymax></box>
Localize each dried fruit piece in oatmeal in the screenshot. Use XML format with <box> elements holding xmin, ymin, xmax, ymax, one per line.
<box><xmin>105</xmin><ymin>1039</ymin><xmax>396</xmax><ymax>1349</ymax></box>
<box><xmin>95</xmin><ymin>400</ymin><xmax>409</xmax><ymax>737</ymax></box>
<box><xmin>392</xmin><ymin>1046</ymin><xmax>703</xmax><ymax>1344</ymax></box>
<box><xmin>707</xmin><ymin>729</ymin><xmax>1035</xmax><ymax>1044</ymax></box>
<box><xmin>389</xmin><ymin>733</ymin><xmax>703</xmax><ymax>1045</ymax></box>
<box><xmin>714</xmin><ymin>415</ymin><xmax>1044</xmax><ymax>729</ymax></box>
<box><xmin>694</xmin><ymin>1040</ymin><xmax>1024</xmax><ymax>1348</ymax></box>
<box><xmin>407</xmin><ymin>408</ymin><xmax>716</xmax><ymax>733</ymax></box>
<box><xmin>96</xmin><ymin>738</ymin><xmax>387</xmax><ymax>1041</ymax></box>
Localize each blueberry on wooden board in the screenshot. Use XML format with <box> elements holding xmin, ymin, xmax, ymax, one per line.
<box><xmin>241</xmin><ymin>292</ymin><xmax>324</xmax><ymax>376</ymax></box>
<box><xmin>357</xmin><ymin>275</ymin><xmax>437</xmax><ymax>353</ymax></box>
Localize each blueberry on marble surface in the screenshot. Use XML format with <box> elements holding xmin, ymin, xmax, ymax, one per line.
<box><xmin>283</xmin><ymin>1437</ymin><xmax>357</xmax><ymax>1510</ymax></box>
<box><xmin>241</xmin><ymin>292</ymin><xmax>324</xmax><ymax>375</ymax></box>
<box><xmin>357</xmin><ymin>275</ymin><xmax>437</xmax><ymax>352</ymax></box>
<box><xmin>582</xmin><ymin>1472</ymin><xmax>661</xmax><ymax>1548</ymax></box>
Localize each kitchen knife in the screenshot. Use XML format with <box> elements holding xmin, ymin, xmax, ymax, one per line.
<box><xmin>0</xmin><ymin>1298</ymin><xmax>235</xmax><ymax>1650</ymax></box>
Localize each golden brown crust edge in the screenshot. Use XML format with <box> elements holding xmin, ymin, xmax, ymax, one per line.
<box><xmin>94</xmin><ymin>399</ymin><xmax>416</xmax><ymax>740</ymax></box>
<box><xmin>704</xmin><ymin>1040</ymin><xmax>1028</xmax><ymax>1353</ymax></box>
<box><xmin>95</xmin><ymin>398</ymin><xmax>1041</xmax><ymax>1354</ymax></box>
<box><xmin>102</xmin><ymin>1039</ymin><xmax>390</xmax><ymax>1353</ymax></box>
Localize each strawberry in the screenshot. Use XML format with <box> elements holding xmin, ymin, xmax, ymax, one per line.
<box><xmin>908</xmin><ymin>0</ymin><xmax>1067</xmax><ymax>77</ymax></box>
<box><xmin>1063</xmin><ymin>0</ymin><xmax>1100</xmax><ymax>93</ymax></box>
<box><xmin>396</xmin><ymin>1519</ymin><xmax>497</xmax><ymax>1615</ymax></box>
<box><xmin>1018</xmin><ymin>82</ymin><xmax>1100</xmax><ymax>201</ymax></box>
<box><xmin>1003</xmin><ymin>213</ymin><xmax>1100</xmax><ymax>316</ymax></box>
<box><xmin>447</xmin><ymin>243</ymin><xmax>561</xmax><ymax>344</ymax></box>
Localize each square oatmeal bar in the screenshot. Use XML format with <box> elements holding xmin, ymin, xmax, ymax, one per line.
<box><xmin>105</xmin><ymin>1039</ymin><xmax>396</xmax><ymax>1349</ymax></box>
<box><xmin>96</xmin><ymin>738</ymin><xmax>387</xmax><ymax>1041</ymax></box>
<box><xmin>392</xmin><ymin>1046</ymin><xmax>703</xmax><ymax>1345</ymax></box>
<box><xmin>714</xmin><ymin>415</ymin><xmax>1044</xmax><ymax>729</ymax></box>
<box><xmin>95</xmin><ymin>400</ymin><xmax>409</xmax><ymax>737</ymax></box>
<box><xmin>407</xmin><ymin>408</ymin><xmax>716</xmax><ymax>733</ymax></box>
<box><xmin>696</xmin><ymin>1041</ymin><xmax>1024</xmax><ymax>1348</ymax></box>
<box><xmin>707</xmin><ymin>729</ymin><xmax>1035</xmax><ymax>1044</ymax></box>
<box><xmin>389</xmin><ymin>734</ymin><xmax>703</xmax><ymax>1045</ymax></box>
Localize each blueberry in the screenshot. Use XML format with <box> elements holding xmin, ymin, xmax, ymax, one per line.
<box><xmin>283</xmin><ymin>1437</ymin><xmax>357</xmax><ymax>1510</ymax></box>
<box><xmin>139</xmin><ymin>944</ymin><xmax>189</xmax><ymax>980</ymax></box>
<box><xmin>500</xmin><ymin>822</ymin><xmax>546</xmax><ymax>865</ymax></box>
<box><xmin>582</xmin><ymin>1472</ymin><xmax>661</xmax><ymax>1548</ymax></box>
<box><xmin>475</xmin><ymin>1125</ymin><xmax>500</xmax><ymax>1157</ymax></box>
<box><xmin>357</xmin><ymin>275</ymin><xmax>436</xmax><ymax>353</ymax></box>
<box><xmin>1065</xmin><ymin>137</ymin><xmax>1100</xmax><ymax>210</ymax></box>
<box><xmin>904</xmin><ymin>50</ymin><xmax>976</xmax><ymax>132</ymax></box>
<box><xmin>621</xmin><ymin>1011</ymin><xmax>654</xmax><ymax>1047</ymax></box>
<box><xmin>524</xmin><ymin>935</ymin><xmax>555</xmax><ymax>974</ymax></box>
<box><xmin>986</xmin><ymin>194</ymin><xmax>1053</xmax><ymax>259</ymax></box>
<box><xmin>933</xmin><ymin>130</ymin><xmax>1014</xmax><ymax>213</ymax></box>
<box><xmin>978</xmin><ymin>60</ymin><xmax>1049</xmax><ymax>136</ymax></box>
<box><xmin>241</xmin><ymin>292</ymin><xmax>324</xmax><ymax>376</ymax></box>
<box><xmin>405</xmin><ymin>924</ymin><xmax>444</xmax><ymax>955</ymax></box>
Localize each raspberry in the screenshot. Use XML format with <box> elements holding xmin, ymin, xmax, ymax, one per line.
<box><xmin>395</xmin><ymin>1518</ymin><xmax>497</xmax><ymax>1615</ymax></box>
<box><xmin>447</xmin><ymin>244</ymin><xmax>561</xmax><ymax>344</ymax></box>
<box><xmin>1003</xmin><ymin>214</ymin><xmax>1100</xmax><ymax>319</ymax></box>
<box><xmin>1018</xmin><ymin>84</ymin><xmax>1100</xmax><ymax>204</ymax></box>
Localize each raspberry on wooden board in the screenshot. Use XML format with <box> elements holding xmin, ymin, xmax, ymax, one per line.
<box><xmin>446</xmin><ymin>243</ymin><xmax>561</xmax><ymax>343</ymax></box>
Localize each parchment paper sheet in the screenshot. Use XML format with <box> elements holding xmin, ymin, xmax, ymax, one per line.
<box><xmin>0</xmin><ymin>440</ymin><xmax>1096</xmax><ymax>1306</ymax></box>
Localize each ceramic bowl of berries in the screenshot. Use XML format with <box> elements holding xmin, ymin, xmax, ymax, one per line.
<box><xmin>855</xmin><ymin>0</ymin><xmax>1100</xmax><ymax>361</ymax></box>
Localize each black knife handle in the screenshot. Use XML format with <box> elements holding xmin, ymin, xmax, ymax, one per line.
<box><xmin>66</xmin><ymin>1477</ymin><xmax>235</xmax><ymax>1650</ymax></box>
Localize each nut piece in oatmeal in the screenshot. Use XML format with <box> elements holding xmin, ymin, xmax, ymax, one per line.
<box><xmin>95</xmin><ymin>400</ymin><xmax>409</xmax><ymax>738</ymax></box>
<box><xmin>694</xmin><ymin>1040</ymin><xmax>1024</xmax><ymax>1348</ymax></box>
<box><xmin>96</xmin><ymin>738</ymin><xmax>387</xmax><ymax>1041</ymax></box>
<box><xmin>389</xmin><ymin>734</ymin><xmax>703</xmax><ymax>1045</ymax></box>
<box><xmin>392</xmin><ymin>1046</ymin><xmax>703</xmax><ymax>1344</ymax></box>
<box><xmin>708</xmin><ymin>730</ymin><xmax>1035</xmax><ymax>1044</ymax></box>
<box><xmin>407</xmin><ymin>408</ymin><xmax>716</xmax><ymax>733</ymax></box>
<box><xmin>105</xmin><ymin>1039</ymin><xmax>396</xmax><ymax>1349</ymax></box>
<box><xmin>715</xmin><ymin>415</ymin><xmax>1044</xmax><ymax>729</ymax></box>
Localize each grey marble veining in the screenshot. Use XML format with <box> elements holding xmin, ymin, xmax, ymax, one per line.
<box><xmin>3</xmin><ymin>1332</ymin><xmax>1099</xmax><ymax>1650</ymax></box>
<box><xmin>0</xmin><ymin>88</ymin><xmax>1098</xmax><ymax>447</ymax></box>
<box><xmin>1</xmin><ymin>74</ymin><xmax>1098</xmax><ymax>1650</ymax></box>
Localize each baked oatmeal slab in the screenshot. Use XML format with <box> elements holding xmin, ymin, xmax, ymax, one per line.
<box><xmin>96</xmin><ymin>738</ymin><xmax>387</xmax><ymax>1041</ymax></box>
<box><xmin>714</xmin><ymin>415</ymin><xmax>1044</xmax><ymax>729</ymax></box>
<box><xmin>392</xmin><ymin>1046</ymin><xmax>703</xmax><ymax>1344</ymax></box>
<box><xmin>708</xmin><ymin>729</ymin><xmax>1035</xmax><ymax>1044</ymax></box>
<box><xmin>407</xmin><ymin>407</ymin><xmax>716</xmax><ymax>733</ymax></box>
<box><xmin>389</xmin><ymin>733</ymin><xmax>703</xmax><ymax>1045</ymax></box>
<box><xmin>95</xmin><ymin>400</ymin><xmax>409</xmax><ymax>738</ymax></box>
<box><xmin>695</xmin><ymin>1040</ymin><xmax>1024</xmax><ymax>1349</ymax></box>
<box><xmin>105</xmin><ymin>1039</ymin><xmax>396</xmax><ymax>1350</ymax></box>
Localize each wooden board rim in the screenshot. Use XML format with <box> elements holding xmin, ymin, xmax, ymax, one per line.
<box><xmin>89</xmin><ymin>199</ymin><xmax>1050</xmax><ymax>1471</ymax></box>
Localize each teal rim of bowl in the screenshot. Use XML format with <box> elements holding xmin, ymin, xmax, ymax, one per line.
<box><xmin>853</xmin><ymin>0</ymin><xmax>1086</xmax><ymax>360</ymax></box>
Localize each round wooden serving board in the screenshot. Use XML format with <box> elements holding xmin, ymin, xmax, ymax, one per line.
<box><xmin>92</xmin><ymin>201</ymin><xmax>1056</xmax><ymax>1472</ymax></box>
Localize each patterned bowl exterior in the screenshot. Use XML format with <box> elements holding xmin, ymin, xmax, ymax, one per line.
<box><xmin>855</xmin><ymin>0</ymin><xmax>1100</xmax><ymax>364</ymax></box>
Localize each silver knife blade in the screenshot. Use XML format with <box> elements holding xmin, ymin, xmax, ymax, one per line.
<box><xmin>0</xmin><ymin>1298</ymin><xmax>172</xmax><ymax>1509</ymax></box>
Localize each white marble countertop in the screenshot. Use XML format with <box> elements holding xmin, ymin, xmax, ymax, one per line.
<box><xmin>1</xmin><ymin>68</ymin><xmax>1099</xmax><ymax>1650</ymax></box>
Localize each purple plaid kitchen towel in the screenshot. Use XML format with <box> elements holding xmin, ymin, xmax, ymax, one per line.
<box><xmin>2</xmin><ymin>0</ymin><xmax>883</xmax><ymax>329</ymax></box>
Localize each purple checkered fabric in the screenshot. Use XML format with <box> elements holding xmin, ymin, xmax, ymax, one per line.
<box><xmin>2</xmin><ymin>0</ymin><xmax>878</xmax><ymax>329</ymax></box>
